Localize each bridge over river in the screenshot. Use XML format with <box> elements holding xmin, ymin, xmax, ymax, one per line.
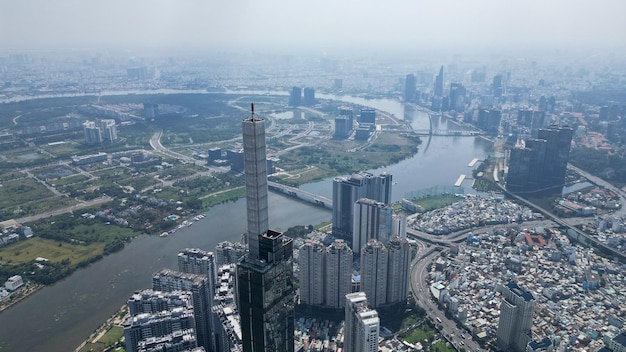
<box><xmin>413</xmin><ymin>129</ymin><xmax>485</xmax><ymax>136</ymax></box>
<box><xmin>267</xmin><ymin>181</ymin><xmax>332</xmax><ymax>209</ymax></box>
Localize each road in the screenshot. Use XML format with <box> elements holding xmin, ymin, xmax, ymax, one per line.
<box><xmin>410</xmin><ymin>246</ymin><xmax>483</xmax><ymax>352</ymax></box>
<box><xmin>568</xmin><ymin>163</ymin><xmax>626</xmax><ymax>218</ymax></box>
<box><xmin>15</xmin><ymin>196</ymin><xmax>114</xmax><ymax>224</ymax></box>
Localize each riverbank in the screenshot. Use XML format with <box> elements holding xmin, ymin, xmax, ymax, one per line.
<box><xmin>0</xmin><ymin>284</ymin><xmax>42</xmax><ymax>313</ymax></box>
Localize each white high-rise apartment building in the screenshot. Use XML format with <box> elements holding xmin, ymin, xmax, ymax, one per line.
<box><xmin>344</xmin><ymin>292</ymin><xmax>379</xmax><ymax>352</ymax></box>
<box><xmin>299</xmin><ymin>239</ymin><xmax>326</xmax><ymax>306</ymax></box>
<box><xmin>299</xmin><ymin>239</ymin><xmax>352</xmax><ymax>309</ymax></box>
<box><xmin>83</xmin><ymin>121</ymin><xmax>103</xmax><ymax>145</ymax></box>
<box><xmin>386</xmin><ymin>236</ymin><xmax>410</xmax><ymax>304</ymax></box>
<box><xmin>325</xmin><ymin>239</ymin><xmax>353</xmax><ymax>309</ymax></box>
<box><xmin>360</xmin><ymin>240</ymin><xmax>388</xmax><ymax>308</ymax></box>
<box><xmin>496</xmin><ymin>281</ymin><xmax>536</xmax><ymax>352</ymax></box>
<box><xmin>100</xmin><ymin>119</ymin><xmax>118</xmax><ymax>142</ymax></box>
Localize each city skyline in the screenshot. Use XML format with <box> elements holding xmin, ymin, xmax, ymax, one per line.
<box><xmin>1</xmin><ymin>0</ymin><xmax>625</xmax><ymax>55</ymax></box>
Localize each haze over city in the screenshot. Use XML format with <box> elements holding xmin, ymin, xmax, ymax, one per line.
<box><xmin>1</xmin><ymin>1</ymin><xmax>626</xmax><ymax>352</ymax></box>
<box><xmin>2</xmin><ymin>0</ymin><xmax>626</xmax><ymax>55</ymax></box>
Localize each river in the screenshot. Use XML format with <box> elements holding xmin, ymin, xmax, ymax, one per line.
<box><xmin>0</xmin><ymin>93</ymin><xmax>492</xmax><ymax>352</ymax></box>
<box><xmin>0</xmin><ymin>195</ymin><xmax>330</xmax><ymax>352</ymax></box>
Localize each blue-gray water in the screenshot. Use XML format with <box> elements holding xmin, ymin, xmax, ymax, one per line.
<box><xmin>0</xmin><ymin>95</ymin><xmax>492</xmax><ymax>352</ymax></box>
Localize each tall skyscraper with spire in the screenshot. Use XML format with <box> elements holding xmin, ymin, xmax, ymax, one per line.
<box><xmin>241</xmin><ymin>103</ymin><xmax>269</xmax><ymax>259</ymax></box>
<box><xmin>237</xmin><ymin>104</ymin><xmax>295</xmax><ymax>352</ymax></box>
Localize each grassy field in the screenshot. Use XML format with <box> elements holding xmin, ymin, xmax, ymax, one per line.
<box><xmin>202</xmin><ymin>187</ymin><xmax>246</xmax><ymax>208</ymax></box>
<box><xmin>403</xmin><ymin>323</ymin><xmax>437</xmax><ymax>345</ymax></box>
<box><xmin>32</xmin><ymin>165</ymin><xmax>77</xmax><ymax>180</ymax></box>
<box><xmin>432</xmin><ymin>341</ymin><xmax>456</xmax><ymax>352</ymax></box>
<box><xmin>40</xmin><ymin>142</ymin><xmax>84</xmax><ymax>157</ymax></box>
<box><xmin>0</xmin><ymin>237</ymin><xmax>105</xmax><ymax>265</ymax></box>
<box><xmin>51</xmin><ymin>174</ymin><xmax>90</xmax><ymax>187</ymax></box>
<box><xmin>0</xmin><ymin>170</ymin><xmax>24</xmax><ymax>182</ymax></box>
<box><xmin>78</xmin><ymin>325</ymin><xmax>124</xmax><ymax>352</ymax></box>
<box><xmin>0</xmin><ymin>178</ymin><xmax>56</xmax><ymax>208</ymax></box>
<box><xmin>412</xmin><ymin>194</ymin><xmax>462</xmax><ymax>212</ymax></box>
<box><xmin>13</xmin><ymin>196</ymin><xmax>78</xmax><ymax>218</ymax></box>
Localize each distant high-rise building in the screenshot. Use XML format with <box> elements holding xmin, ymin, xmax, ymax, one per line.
<box><xmin>449</xmin><ymin>83</ymin><xmax>466</xmax><ymax>112</ymax></box>
<box><xmin>477</xmin><ymin>108</ymin><xmax>502</xmax><ymax>135</ymax></box>
<box><xmin>496</xmin><ymin>282</ymin><xmax>536</xmax><ymax>352</ymax></box>
<box><xmin>127</xmin><ymin>66</ymin><xmax>149</xmax><ymax>80</ymax></box>
<box><xmin>517</xmin><ymin>109</ymin><xmax>546</xmax><ymax>138</ymax></box>
<box><xmin>339</xmin><ymin>106</ymin><xmax>354</xmax><ymax>127</ymax></box>
<box><xmin>334</xmin><ymin>106</ymin><xmax>354</xmax><ymax>139</ymax></box>
<box><xmin>332</xmin><ymin>172</ymin><xmax>392</xmax><ymax>239</ymax></box>
<box><xmin>303</xmin><ymin>87</ymin><xmax>315</xmax><ymax>106</ymax></box>
<box><xmin>507</xmin><ymin>125</ymin><xmax>573</xmax><ymax>194</ymax></box>
<box><xmin>289</xmin><ymin>87</ymin><xmax>302</xmax><ymax>107</ymax></box>
<box><xmin>334</xmin><ymin>117</ymin><xmax>352</xmax><ymax>139</ymax></box>
<box><xmin>386</xmin><ymin>236</ymin><xmax>410</xmax><ymax>305</ymax></box>
<box><xmin>227</xmin><ymin>149</ymin><xmax>245</xmax><ymax>173</ymax></box>
<box><xmin>493</xmin><ymin>74</ymin><xmax>504</xmax><ymax>97</ymax></box>
<box><xmin>99</xmin><ymin>119</ymin><xmax>117</xmax><ymax>143</ymax></box>
<box><xmin>599</xmin><ymin>106</ymin><xmax>610</xmax><ymax>121</ymax></box>
<box><xmin>237</xmin><ymin>105</ymin><xmax>295</xmax><ymax>352</ymax></box>
<box><xmin>344</xmin><ymin>292</ymin><xmax>379</xmax><ymax>352</ymax></box>
<box><xmin>359</xmin><ymin>109</ymin><xmax>376</xmax><ymax>124</ymax></box>
<box><xmin>215</xmin><ymin>241</ymin><xmax>247</xmax><ymax>267</ymax></box>
<box><xmin>299</xmin><ymin>239</ymin><xmax>326</xmax><ymax>306</ymax></box>
<box><xmin>83</xmin><ymin>121</ymin><xmax>103</xmax><ymax>145</ymax></box>
<box><xmin>352</xmin><ymin>198</ymin><xmax>393</xmax><ymax>254</ymax></box>
<box><xmin>333</xmin><ymin>78</ymin><xmax>343</xmax><ymax>90</ymax></box>
<box><xmin>152</xmin><ymin>269</ymin><xmax>213</xmax><ymax>350</ymax></box>
<box><xmin>359</xmin><ymin>240</ymin><xmax>388</xmax><ymax>308</ymax></box>
<box><xmin>404</xmin><ymin>74</ymin><xmax>416</xmax><ymax>102</ymax></box>
<box><xmin>537</xmin><ymin>126</ymin><xmax>574</xmax><ymax>190</ymax></box>
<box><xmin>434</xmin><ymin>66</ymin><xmax>444</xmax><ymax>97</ymax></box>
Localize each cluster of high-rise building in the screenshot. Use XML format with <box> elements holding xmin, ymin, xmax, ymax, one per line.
<box><xmin>506</xmin><ymin>125</ymin><xmax>574</xmax><ymax>194</ymax></box>
<box><xmin>83</xmin><ymin>119</ymin><xmax>118</xmax><ymax>145</ymax></box>
<box><xmin>299</xmin><ymin>239</ymin><xmax>353</xmax><ymax>309</ymax></box>
<box><xmin>124</xmin><ymin>249</ymin><xmax>215</xmax><ymax>352</ymax></box>
<box><xmin>332</xmin><ymin>171</ymin><xmax>392</xmax><ymax>239</ymax></box>
<box><xmin>289</xmin><ymin>86</ymin><xmax>316</xmax><ymax>107</ymax></box>
<box><xmin>122</xmin><ymin>105</ymin><xmax>413</xmax><ymax>352</ymax></box>
<box><xmin>359</xmin><ymin>237</ymin><xmax>410</xmax><ymax>308</ymax></box>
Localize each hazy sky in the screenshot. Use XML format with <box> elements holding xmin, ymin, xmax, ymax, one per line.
<box><xmin>2</xmin><ymin>0</ymin><xmax>625</xmax><ymax>54</ymax></box>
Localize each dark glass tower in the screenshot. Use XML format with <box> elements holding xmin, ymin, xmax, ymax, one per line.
<box><xmin>506</xmin><ymin>125</ymin><xmax>573</xmax><ymax>194</ymax></box>
<box><xmin>434</xmin><ymin>65</ymin><xmax>444</xmax><ymax>97</ymax></box>
<box><xmin>237</xmin><ymin>105</ymin><xmax>295</xmax><ymax>352</ymax></box>
<box><xmin>404</xmin><ymin>74</ymin><xmax>416</xmax><ymax>101</ymax></box>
